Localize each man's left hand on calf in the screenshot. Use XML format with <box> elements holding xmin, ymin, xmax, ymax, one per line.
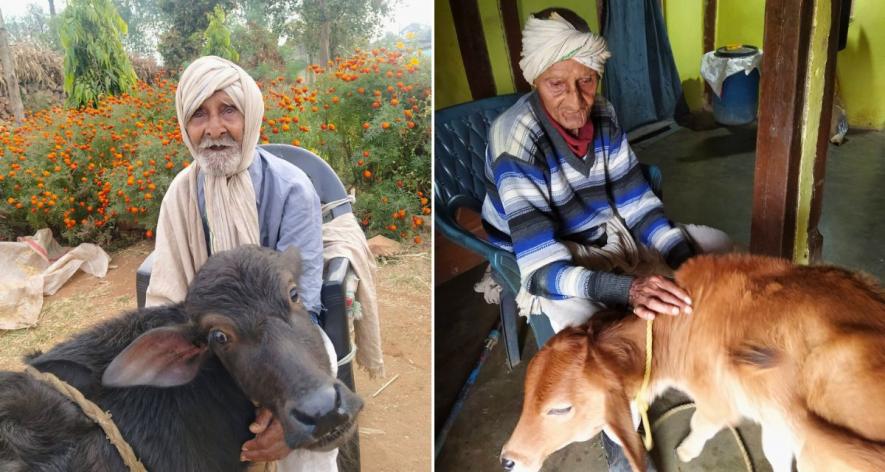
<box><xmin>628</xmin><ymin>275</ymin><xmax>693</xmax><ymax>320</ymax></box>
<box><xmin>241</xmin><ymin>407</ymin><xmax>292</xmax><ymax>462</ymax></box>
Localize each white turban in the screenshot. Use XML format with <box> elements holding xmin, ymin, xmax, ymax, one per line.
<box><xmin>519</xmin><ymin>12</ymin><xmax>612</xmax><ymax>85</ymax></box>
<box><xmin>175</xmin><ymin>56</ymin><xmax>263</xmax><ymax>255</ymax></box>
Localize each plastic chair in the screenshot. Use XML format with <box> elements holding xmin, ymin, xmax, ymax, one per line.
<box><xmin>435</xmin><ymin>95</ymin><xmax>663</xmax><ymax>368</ymax></box>
<box><xmin>135</xmin><ymin>144</ymin><xmax>360</xmax><ymax>471</ymax></box>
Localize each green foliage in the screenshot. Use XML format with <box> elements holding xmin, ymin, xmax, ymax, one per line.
<box><xmin>156</xmin><ymin>0</ymin><xmax>235</xmax><ymax>72</ymax></box>
<box><xmin>6</xmin><ymin>4</ymin><xmax>62</xmax><ymax>51</ymax></box>
<box><xmin>112</xmin><ymin>0</ymin><xmax>163</xmax><ymax>56</ymax></box>
<box><xmin>261</xmin><ymin>43</ymin><xmax>431</xmax><ymax>240</ymax></box>
<box><xmin>230</xmin><ymin>22</ymin><xmax>283</xmax><ymax>73</ymax></box>
<box><xmin>287</xmin><ymin>0</ymin><xmax>392</xmax><ymax>63</ymax></box>
<box><xmin>240</xmin><ymin>0</ymin><xmax>297</xmax><ymax>37</ymax></box>
<box><xmin>202</xmin><ymin>6</ymin><xmax>239</xmax><ymax>62</ymax></box>
<box><xmin>58</xmin><ymin>0</ymin><xmax>137</xmax><ymax>108</ymax></box>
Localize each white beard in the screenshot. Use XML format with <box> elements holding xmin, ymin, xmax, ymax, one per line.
<box><xmin>196</xmin><ymin>136</ymin><xmax>241</xmax><ymax>176</ymax></box>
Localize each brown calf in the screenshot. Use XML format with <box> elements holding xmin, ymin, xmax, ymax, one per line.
<box><xmin>502</xmin><ymin>253</ymin><xmax>885</xmax><ymax>472</ymax></box>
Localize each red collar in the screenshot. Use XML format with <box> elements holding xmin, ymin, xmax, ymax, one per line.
<box><xmin>542</xmin><ymin>106</ymin><xmax>595</xmax><ymax>158</ymax></box>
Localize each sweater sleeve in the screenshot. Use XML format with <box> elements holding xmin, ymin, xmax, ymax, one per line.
<box><xmin>491</xmin><ymin>151</ymin><xmax>633</xmax><ymax>305</ymax></box>
<box><xmin>604</xmin><ymin>128</ymin><xmax>693</xmax><ymax>269</ymax></box>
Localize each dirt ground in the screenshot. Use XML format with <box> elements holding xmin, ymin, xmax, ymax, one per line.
<box><xmin>0</xmin><ymin>240</ymin><xmax>431</xmax><ymax>472</ymax></box>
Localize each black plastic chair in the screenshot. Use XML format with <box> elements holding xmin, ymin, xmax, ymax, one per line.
<box><xmin>435</xmin><ymin>94</ymin><xmax>663</xmax><ymax>368</ymax></box>
<box><xmin>135</xmin><ymin>144</ymin><xmax>360</xmax><ymax>471</ymax></box>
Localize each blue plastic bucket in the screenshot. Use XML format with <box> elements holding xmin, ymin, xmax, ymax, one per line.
<box><xmin>712</xmin><ymin>45</ymin><xmax>761</xmax><ymax>126</ymax></box>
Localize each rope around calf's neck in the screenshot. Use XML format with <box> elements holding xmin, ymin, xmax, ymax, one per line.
<box><xmin>635</xmin><ymin>319</ymin><xmax>654</xmax><ymax>451</ymax></box>
<box><xmin>23</xmin><ymin>366</ymin><xmax>147</xmax><ymax>472</ymax></box>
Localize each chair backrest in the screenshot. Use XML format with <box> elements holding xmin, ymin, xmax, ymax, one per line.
<box><xmin>434</xmin><ymin>94</ymin><xmax>522</xmax><ymax>215</ymax></box>
<box><xmin>259</xmin><ymin>144</ymin><xmax>352</xmax><ymax>221</ymax></box>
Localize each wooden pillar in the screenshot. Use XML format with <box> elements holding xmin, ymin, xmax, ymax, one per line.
<box><xmin>450</xmin><ymin>0</ymin><xmax>497</xmax><ymax>99</ymax></box>
<box><xmin>702</xmin><ymin>0</ymin><xmax>717</xmax><ymax>108</ymax></box>
<box><xmin>500</xmin><ymin>0</ymin><xmax>531</xmax><ymax>92</ymax></box>
<box><xmin>750</xmin><ymin>0</ymin><xmax>844</xmax><ymax>262</ymax></box>
<box><xmin>597</xmin><ymin>0</ymin><xmax>607</xmax><ymax>35</ymax></box>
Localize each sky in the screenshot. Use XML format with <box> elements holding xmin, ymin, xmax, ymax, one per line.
<box><xmin>2</xmin><ymin>0</ymin><xmax>431</xmax><ymax>35</ymax></box>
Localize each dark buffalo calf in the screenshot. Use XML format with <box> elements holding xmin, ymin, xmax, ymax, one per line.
<box><xmin>0</xmin><ymin>245</ymin><xmax>362</xmax><ymax>471</ymax></box>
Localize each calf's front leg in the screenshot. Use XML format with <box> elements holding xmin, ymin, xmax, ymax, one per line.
<box><xmin>676</xmin><ymin>409</ymin><xmax>728</xmax><ymax>463</ymax></box>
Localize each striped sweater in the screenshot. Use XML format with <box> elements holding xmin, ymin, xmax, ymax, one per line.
<box><xmin>481</xmin><ymin>92</ymin><xmax>693</xmax><ymax>305</ymax></box>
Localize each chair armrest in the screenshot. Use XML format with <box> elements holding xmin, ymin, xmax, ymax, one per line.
<box><xmin>322</xmin><ymin>256</ymin><xmax>357</xmax><ymax>393</ymax></box>
<box><xmin>135</xmin><ymin>251</ymin><xmax>157</xmax><ymax>309</ymax></box>
<box><xmin>322</xmin><ymin>256</ymin><xmax>351</xmax><ymax>362</ymax></box>
<box><xmin>434</xmin><ymin>195</ymin><xmax>521</xmax><ymax>295</ymax></box>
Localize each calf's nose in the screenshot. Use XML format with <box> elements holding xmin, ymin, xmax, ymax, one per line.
<box><xmin>501</xmin><ymin>457</ymin><xmax>515</xmax><ymax>471</ymax></box>
<box><xmin>288</xmin><ymin>384</ymin><xmax>337</xmax><ymax>428</ymax></box>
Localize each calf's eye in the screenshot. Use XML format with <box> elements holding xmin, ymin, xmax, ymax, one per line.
<box><xmin>289</xmin><ymin>286</ymin><xmax>299</xmax><ymax>302</ymax></box>
<box><xmin>547</xmin><ymin>406</ymin><xmax>572</xmax><ymax>416</ymax></box>
<box><xmin>210</xmin><ymin>329</ymin><xmax>229</xmax><ymax>345</ymax></box>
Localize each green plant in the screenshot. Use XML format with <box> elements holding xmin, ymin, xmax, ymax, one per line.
<box><xmin>261</xmin><ymin>42</ymin><xmax>431</xmax><ymax>241</ymax></box>
<box><xmin>58</xmin><ymin>0</ymin><xmax>137</xmax><ymax>108</ymax></box>
<box><xmin>201</xmin><ymin>5</ymin><xmax>238</xmax><ymax>62</ymax></box>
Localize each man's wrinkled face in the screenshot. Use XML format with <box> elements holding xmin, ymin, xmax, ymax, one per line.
<box><xmin>186</xmin><ymin>90</ymin><xmax>245</xmax><ymax>176</ymax></box>
<box><xmin>534</xmin><ymin>60</ymin><xmax>599</xmax><ymax>134</ymax></box>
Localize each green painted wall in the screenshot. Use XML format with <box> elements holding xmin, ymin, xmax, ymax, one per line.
<box><xmin>435</xmin><ymin>0</ymin><xmax>472</xmax><ymax>109</ymax></box>
<box><xmin>836</xmin><ymin>0</ymin><xmax>885</xmax><ymax>129</ymax></box>
<box><xmin>515</xmin><ymin>0</ymin><xmax>599</xmax><ymax>32</ymax></box>
<box><xmin>663</xmin><ymin>0</ymin><xmax>705</xmax><ymax>111</ymax></box>
<box><xmin>478</xmin><ymin>0</ymin><xmax>516</xmax><ymax>96</ymax></box>
<box><xmin>715</xmin><ymin>0</ymin><xmax>765</xmax><ymax>49</ymax></box>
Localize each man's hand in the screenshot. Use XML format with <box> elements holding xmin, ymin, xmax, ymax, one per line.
<box><xmin>241</xmin><ymin>407</ymin><xmax>292</xmax><ymax>462</ymax></box>
<box><xmin>628</xmin><ymin>275</ymin><xmax>692</xmax><ymax>320</ymax></box>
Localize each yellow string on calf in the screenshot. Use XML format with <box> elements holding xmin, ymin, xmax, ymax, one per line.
<box><xmin>634</xmin><ymin>319</ymin><xmax>654</xmax><ymax>451</ymax></box>
<box><xmin>24</xmin><ymin>366</ymin><xmax>147</xmax><ymax>472</ymax></box>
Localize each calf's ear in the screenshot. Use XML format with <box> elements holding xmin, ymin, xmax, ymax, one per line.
<box><xmin>603</xmin><ymin>389</ymin><xmax>647</xmax><ymax>472</ymax></box>
<box><xmin>102</xmin><ymin>325</ymin><xmax>207</xmax><ymax>388</ymax></box>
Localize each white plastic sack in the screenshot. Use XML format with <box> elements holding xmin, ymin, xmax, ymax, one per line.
<box><xmin>0</xmin><ymin>229</ymin><xmax>109</xmax><ymax>330</ymax></box>
<box><xmin>701</xmin><ymin>50</ymin><xmax>763</xmax><ymax>97</ymax></box>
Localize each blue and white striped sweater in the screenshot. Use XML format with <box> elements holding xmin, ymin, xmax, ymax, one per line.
<box><xmin>481</xmin><ymin>93</ymin><xmax>692</xmax><ymax>305</ymax></box>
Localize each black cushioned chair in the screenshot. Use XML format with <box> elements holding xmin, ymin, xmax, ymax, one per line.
<box><xmin>435</xmin><ymin>94</ymin><xmax>663</xmax><ymax>368</ymax></box>
<box><xmin>135</xmin><ymin>144</ymin><xmax>360</xmax><ymax>471</ymax></box>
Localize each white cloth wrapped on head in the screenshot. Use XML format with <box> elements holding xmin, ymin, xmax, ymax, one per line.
<box><xmin>519</xmin><ymin>12</ymin><xmax>612</xmax><ymax>85</ymax></box>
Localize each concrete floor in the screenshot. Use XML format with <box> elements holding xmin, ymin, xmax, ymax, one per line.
<box><xmin>434</xmin><ymin>126</ymin><xmax>885</xmax><ymax>471</ymax></box>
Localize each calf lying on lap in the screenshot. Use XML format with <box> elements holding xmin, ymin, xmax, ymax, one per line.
<box><xmin>502</xmin><ymin>253</ymin><xmax>885</xmax><ymax>472</ymax></box>
<box><xmin>0</xmin><ymin>245</ymin><xmax>362</xmax><ymax>471</ymax></box>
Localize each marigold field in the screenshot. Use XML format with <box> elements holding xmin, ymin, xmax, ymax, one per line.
<box><xmin>0</xmin><ymin>42</ymin><xmax>430</xmax><ymax>246</ymax></box>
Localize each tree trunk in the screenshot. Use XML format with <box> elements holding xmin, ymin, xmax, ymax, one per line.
<box><xmin>48</xmin><ymin>0</ymin><xmax>56</xmax><ymax>17</ymax></box>
<box><xmin>0</xmin><ymin>8</ymin><xmax>24</xmax><ymax>124</ymax></box>
<box><xmin>317</xmin><ymin>0</ymin><xmax>331</xmax><ymax>67</ymax></box>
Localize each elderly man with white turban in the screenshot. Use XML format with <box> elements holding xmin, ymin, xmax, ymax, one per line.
<box><xmin>482</xmin><ymin>8</ymin><xmax>731</xmax><ymax>471</ymax></box>
<box><xmin>146</xmin><ymin>56</ymin><xmax>337</xmax><ymax>470</ymax></box>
